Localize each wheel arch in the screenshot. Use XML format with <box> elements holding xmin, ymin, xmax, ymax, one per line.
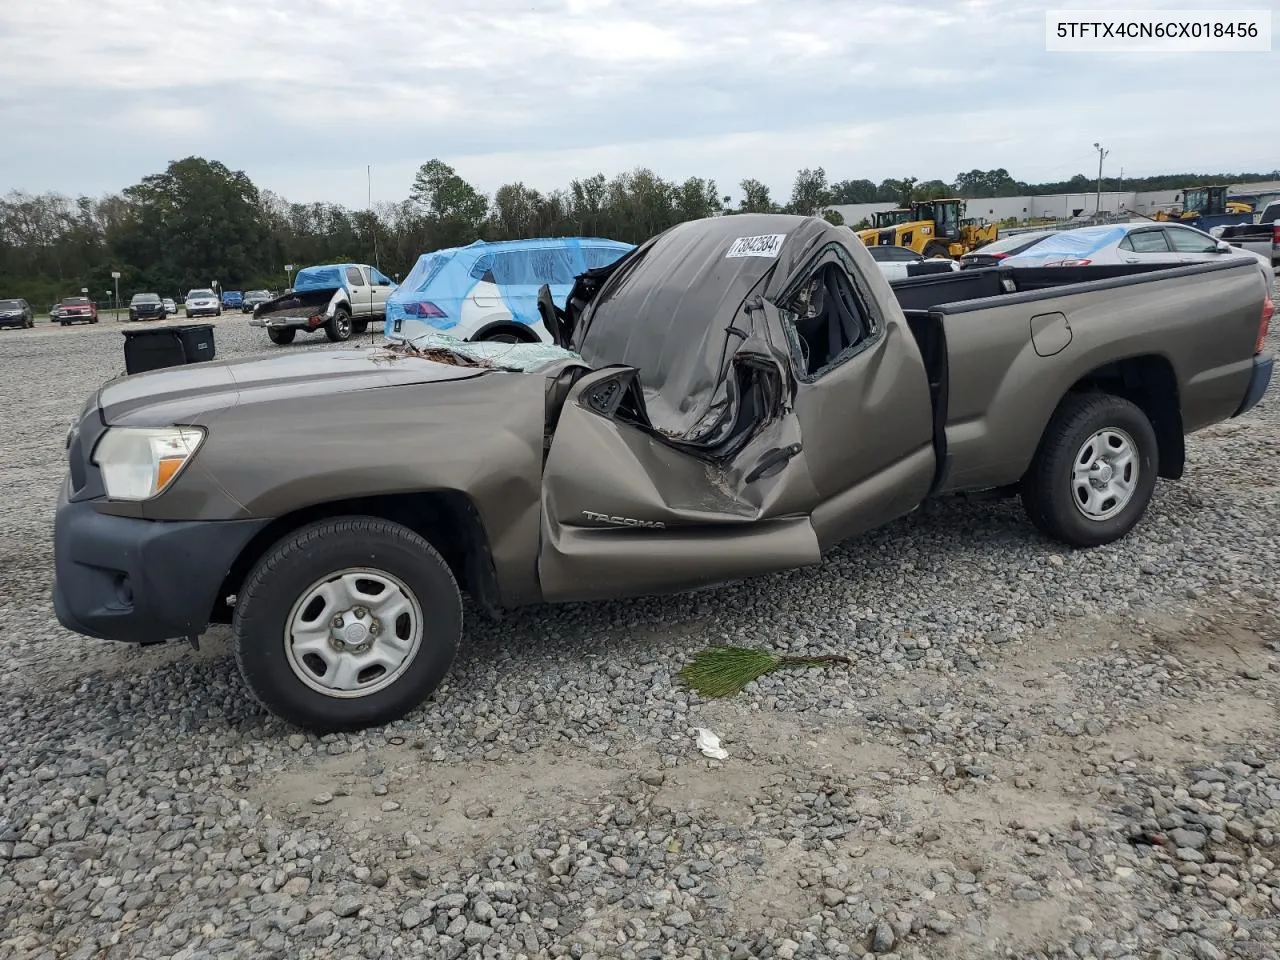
<box><xmin>1058</xmin><ymin>353</ymin><xmax>1184</xmax><ymax>480</ymax></box>
<box><xmin>213</xmin><ymin>491</ymin><xmax>502</xmax><ymax>626</ymax></box>
<box><xmin>471</xmin><ymin>319</ymin><xmax>543</xmax><ymax>343</ymax></box>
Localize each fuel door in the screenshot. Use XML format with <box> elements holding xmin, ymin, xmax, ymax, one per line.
<box><xmin>1030</xmin><ymin>311</ymin><xmax>1072</xmax><ymax>357</ymax></box>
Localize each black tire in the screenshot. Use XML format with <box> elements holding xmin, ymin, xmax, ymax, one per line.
<box><xmin>267</xmin><ymin>327</ymin><xmax>296</xmax><ymax>345</ymax></box>
<box><xmin>216</xmin><ymin>308</ymin><xmax>222</xmax><ymax>317</ymax></box>
<box><xmin>352</xmin><ymin>318</ymin><xmax>369</xmax><ymax>335</ymax></box>
<box><xmin>233</xmin><ymin>516</ymin><xmax>462</xmax><ymax>732</ymax></box>
<box><xmin>60</xmin><ymin>321</ymin><xmax>69</xmax><ymax>327</ymax></box>
<box><xmin>923</xmin><ymin>241</ymin><xmax>951</xmax><ymax>259</ymax></box>
<box><xmin>1021</xmin><ymin>392</ymin><xmax>1158</xmax><ymax>548</ymax></box>
<box><xmin>477</xmin><ymin>328</ymin><xmax>529</xmax><ymax>344</ymax></box>
<box><xmin>326</xmin><ymin>307</ymin><xmax>353</xmax><ymax>342</ymax></box>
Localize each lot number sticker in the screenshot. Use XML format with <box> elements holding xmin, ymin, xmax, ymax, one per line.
<box><xmin>726</xmin><ymin>234</ymin><xmax>786</xmax><ymax>259</ymax></box>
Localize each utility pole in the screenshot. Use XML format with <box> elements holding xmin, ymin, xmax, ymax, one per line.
<box><xmin>1093</xmin><ymin>142</ymin><xmax>1110</xmax><ymax>215</ymax></box>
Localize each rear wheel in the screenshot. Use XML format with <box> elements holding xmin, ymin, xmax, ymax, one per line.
<box><xmin>923</xmin><ymin>241</ymin><xmax>951</xmax><ymax>259</ymax></box>
<box><xmin>352</xmin><ymin>319</ymin><xmax>369</xmax><ymax>335</ymax></box>
<box><xmin>326</xmin><ymin>308</ymin><xmax>353</xmax><ymax>342</ymax></box>
<box><xmin>1021</xmin><ymin>392</ymin><xmax>1158</xmax><ymax>548</ymax></box>
<box><xmin>232</xmin><ymin>517</ymin><xmax>462</xmax><ymax>732</ymax></box>
<box><xmin>267</xmin><ymin>327</ymin><xmax>296</xmax><ymax>345</ymax></box>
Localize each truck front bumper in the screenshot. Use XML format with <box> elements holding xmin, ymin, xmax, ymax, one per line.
<box><xmin>52</xmin><ymin>483</ymin><xmax>269</xmax><ymax>644</ymax></box>
<box><xmin>1233</xmin><ymin>354</ymin><xmax>1274</xmax><ymax>418</ymax></box>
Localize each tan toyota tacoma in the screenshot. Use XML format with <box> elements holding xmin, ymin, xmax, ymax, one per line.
<box><xmin>52</xmin><ymin>214</ymin><xmax>1275</xmax><ymax>732</ymax></box>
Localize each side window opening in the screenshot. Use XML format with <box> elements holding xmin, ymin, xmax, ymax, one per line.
<box><xmin>469</xmin><ymin>255</ymin><xmax>495</xmax><ymax>282</ymax></box>
<box><xmin>345</xmin><ymin>266</ymin><xmax>366</xmax><ymax>286</ymax></box>
<box><xmin>779</xmin><ymin>261</ymin><xmax>877</xmax><ymax>377</ymax></box>
<box><xmin>1126</xmin><ymin>231</ymin><xmax>1171</xmax><ymax>253</ymax></box>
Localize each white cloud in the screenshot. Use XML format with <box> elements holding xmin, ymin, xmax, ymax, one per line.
<box><xmin>0</xmin><ymin>0</ymin><xmax>1275</xmax><ymax>208</ymax></box>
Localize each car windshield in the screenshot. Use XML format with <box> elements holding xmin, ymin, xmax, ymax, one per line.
<box><xmin>246</xmin><ymin>290</ymin><xmax>269</xmax><ymax>298</ymax></box>
<box><xmin>0</xmin><ymin>300</ymin><xmax>19</xmax><ymax>310</ymax></box>
<box><xmin>131</xmin><ymin>294</ymin><xmax>160</xmax><ymax>303</ymax></box>
<box><xmin>187</xmin><ymin>289</ymin><xmax>215</xmax><ymax>298</ymax></box>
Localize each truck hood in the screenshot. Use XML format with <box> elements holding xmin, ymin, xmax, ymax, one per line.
<box><xmin>97</xmin><ymin>347</ymin><xmax>492</xmax><ymax>425</ymax></box>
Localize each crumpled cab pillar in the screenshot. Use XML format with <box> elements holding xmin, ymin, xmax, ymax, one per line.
<box><xmin>535</xmin><ymin>216</ymin><xmax>938</xmax><ymax>603</ymax></box>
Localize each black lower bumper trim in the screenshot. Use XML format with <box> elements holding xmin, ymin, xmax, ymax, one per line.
<box><xmin>52</xmin><ymin>489</ymin><xmax>269</xmax><ymax>644</ymax></box>
<box><xmin>1232</xmin><ymin>354</ymin><xmax>1274</xmax><ymax>418</ymax></box>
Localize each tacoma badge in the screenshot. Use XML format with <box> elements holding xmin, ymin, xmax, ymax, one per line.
<box><xmin>582</xmin><ymin>510</ymin><xmax>666</xmax><ymax>529</ymax></box>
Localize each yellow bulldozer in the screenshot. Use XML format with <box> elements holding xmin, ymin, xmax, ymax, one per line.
<box><xmin>856</xmin><ymin>198</ymin><xmax>998</xmax><ymax>258</ymax></box>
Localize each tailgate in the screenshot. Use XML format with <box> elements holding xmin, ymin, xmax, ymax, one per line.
<box><xmin>254</xmin><ymin>288</ymin><xmax>338</xmax><ymax>319</ymax></box>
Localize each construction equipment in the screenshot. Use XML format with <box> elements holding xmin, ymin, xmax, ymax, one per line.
<box><xmin>1154</xmin><ymin>185</ymin><xmax>1254</xmax><ymax>231</ymax></box>
<box><xmin>873</xmin><ymin>208</ymin><xmax>914</xmax><ymax>229</ymax></box>
<box><xmin>855</xmin><ymin>208</ymin><xmax>912</xmax><ymax>244</ymax></box>
<box><xmin>857</xmin><ymin>198</ymin><xmax>998</xmax><ymax>258</ymax></box>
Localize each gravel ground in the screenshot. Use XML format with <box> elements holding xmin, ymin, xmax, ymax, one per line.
<box><xmin>1</xmin><ymin>296</ymin><xmax>1278</xmax><ymax>960</ymax></box>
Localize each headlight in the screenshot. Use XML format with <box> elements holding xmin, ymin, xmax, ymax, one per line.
<box><xmin>91</xmin><ymin>426</ymin><xmax>205</xmax><ymax>500</ymax></box>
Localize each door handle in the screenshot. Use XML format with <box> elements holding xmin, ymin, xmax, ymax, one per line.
<box><xmin>745</xmin><ymin>442</ymin><xmax>802</xmax><ymax>483</ymax></box>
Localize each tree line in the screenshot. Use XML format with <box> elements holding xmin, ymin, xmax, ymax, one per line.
<box><xmin>3</xmin><ymin>157</ymin><xmax>1277</xmax><ymax>308</ymax></box>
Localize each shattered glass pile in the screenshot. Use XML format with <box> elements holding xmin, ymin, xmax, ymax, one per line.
<box><xmin>380</xmin><ymin>331</ymin><xmax>581</xmax><ymax>373</ymax></box>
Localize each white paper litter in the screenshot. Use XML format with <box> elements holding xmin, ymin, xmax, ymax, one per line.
<box><xmin>694</xmin><ymin>727</ymin><xmax>729</xmax><ymax>760</ymax></box>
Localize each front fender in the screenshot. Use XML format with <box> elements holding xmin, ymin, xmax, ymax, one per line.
<box><xmin>166</xmin><ymin>373</ymin><xmax>551</xmax><ymax>606</ymax></box>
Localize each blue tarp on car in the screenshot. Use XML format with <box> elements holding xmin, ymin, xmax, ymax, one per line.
<box><xmin>292</xmin><ymin>265</ymin><xmax>346</xmax><ymax>293</ymax></box>
<box><xmin>999</xmin><ymin>226</ymin><xmax>1128</xmax><ymax>265</ymax></box>
<box><xmin>292</xmin><ymin>263</ymin><xmax>397</xmax><ymax>295</ymax></box>
<box><xmin>385</xmin><ymin>237</ymin><xmax>634</xmax><ymax>342</ymax></box>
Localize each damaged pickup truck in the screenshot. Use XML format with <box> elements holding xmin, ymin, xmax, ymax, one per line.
<box><xmin>52</xmin><ymin>214</ymin><xmax>1274</xmax><ymax>732</ymax></box>
<box><xmin>249</xmin><ymin>263</ymin><xmax>397</xmax><ymax>345</ymax></box>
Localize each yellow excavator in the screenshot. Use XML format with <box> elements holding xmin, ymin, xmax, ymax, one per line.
<box><xmin>857</xmin><ymin>198</ymin><xmax>998</xmax><ymax>258</ymax></box>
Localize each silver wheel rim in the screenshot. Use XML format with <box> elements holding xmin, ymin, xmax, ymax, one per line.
<box><xmin>1072</xmin><ymin>427</ymin><xmax>1139</xmax><ymax>521</ymax></box>
<box><xmin>284</xmin><ymin>567</ymin><xmax>423</xmax><ymax>699</ymax></box>
<box><xmin>337</xmin><ymin>316</ymin><xmax>351</xmax><ymax>338</ymax></box>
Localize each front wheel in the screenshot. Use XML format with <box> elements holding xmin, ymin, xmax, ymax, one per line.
<box><xmin>326</xmin><ymin>308</ymin><xmax>353</xmax><ymax>342</ymax></box>
<box><xmin>232</xmin><ymin>517</ymin><xmax>462</xmax><ymax>732</ymax></box>
<box><xmin>923</xmin><ymin>241</ymin><xmax>951</xmax><ymax>259</ymax></box>
<box><xmin>1021</xmin><ymin>392</ymin><xmax>1158</xmax><ymax>548</ymax></box>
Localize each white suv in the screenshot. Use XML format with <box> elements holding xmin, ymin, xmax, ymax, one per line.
<box><xmin>184</xmin><ymin>289</ymin><xmax>221</xmax><ymax>318</ymax></box>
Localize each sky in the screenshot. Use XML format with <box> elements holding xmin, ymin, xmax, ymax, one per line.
<box><xmin>1</xmin><ymin>0</ymin><xmax>1277</xmax><ymax>209</ymax></box>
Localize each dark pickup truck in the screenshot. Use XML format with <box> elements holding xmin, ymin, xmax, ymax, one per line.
<box><xmin>1220</xmin><ymin>200</ymin><xmax>1280</xmax><ymax>268</ymax></box>
<box><xmin>52</xmin><ymin>214</ymin><xmax>1274</xmax><ymax>732</ymax></box>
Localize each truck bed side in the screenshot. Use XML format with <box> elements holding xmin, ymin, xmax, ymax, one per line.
<box><xmin>903</xmin><ymin>259</ymin><xmax>1268</xmax><ymax>493</ymax></box>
